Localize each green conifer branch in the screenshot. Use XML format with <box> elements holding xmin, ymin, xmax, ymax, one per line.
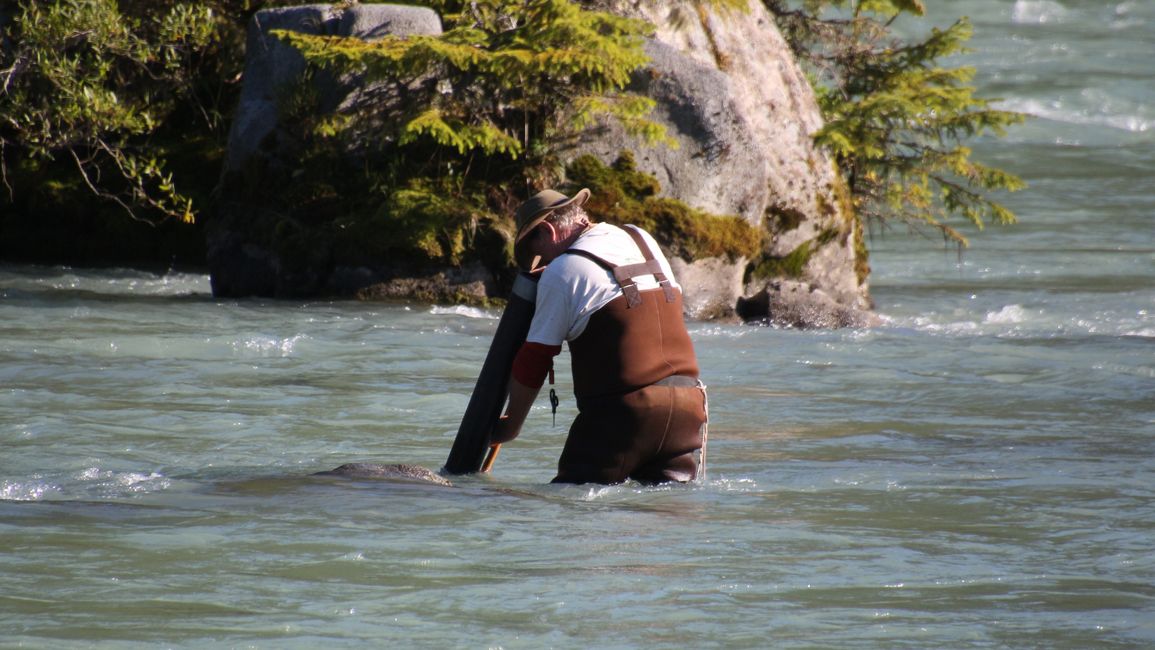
<box><xmin>764</xmin><ymin>1</ymin><xmax>1027</xmax><ymax>246</ymax></box>
<box><xmin>276</xmin><ymin>0</ymin><xmax>658</xmax><ymax>185</ymax></box>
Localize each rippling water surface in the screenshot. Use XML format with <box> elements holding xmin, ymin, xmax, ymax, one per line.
<box><xmin>3</xmin><ymin>1</ymin><xmax>1154</xmax><ymax>647</ymax></box>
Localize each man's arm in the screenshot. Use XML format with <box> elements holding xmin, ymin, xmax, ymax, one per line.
<box><xmin>490</xmin><ymin>377</ymin><xmax>541</xmax><ymax>444</ymax></box>
<box><xmin>489</xmin><ymin>340</ymin><xmax>560</xmax><ymax>443</ymax></box>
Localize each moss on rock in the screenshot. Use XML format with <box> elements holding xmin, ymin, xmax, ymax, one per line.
<box><xmin>565</xmin><ymin>152</ymin><xmax>761</xmax><ymax>261</ymax></box>
<box><xmin>751</xmin><ymin>240</ymin><xmax>814</xmax><ymax>280</ymax></box>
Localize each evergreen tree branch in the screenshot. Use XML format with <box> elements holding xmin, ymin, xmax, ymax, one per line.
<box><xmin>765</xmin><ymin>1</ymin><xmax>1026</xmax><ymax>247</ymax></box>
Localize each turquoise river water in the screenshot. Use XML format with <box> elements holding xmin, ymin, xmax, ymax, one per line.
<box><xmin>2</xmin><ymin>1</ymin><xmax>1153</xmax><ymax>647</ymax></box>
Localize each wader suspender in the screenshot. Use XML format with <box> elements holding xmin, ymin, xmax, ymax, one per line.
<box><xmin>565</xmin><ymin>225</ymin><xmax>678</xmax><ymax>308</ymax></box>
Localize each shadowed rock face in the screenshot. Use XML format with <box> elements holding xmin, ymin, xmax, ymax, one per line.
<box><xmin>210</xmin><ymin>4</ymin><xmax>445</xmax><ymax>299</ymax></box>
<box><xmin>315</xmin><ymin>463</ymin><xmax>453</xmax><ymax>486</ymax></box>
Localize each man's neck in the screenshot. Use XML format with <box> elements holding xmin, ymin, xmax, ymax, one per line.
<box><xmin>562</xmin><ymin>221</ymin><xmax>594</xmax><ymax>246</ymax></box>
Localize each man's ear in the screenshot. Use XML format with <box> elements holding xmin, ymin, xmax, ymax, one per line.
<box><xmin>542</xmin><ymin>220</ymin><xmax>562</xmax><ymax>243</ymax></box>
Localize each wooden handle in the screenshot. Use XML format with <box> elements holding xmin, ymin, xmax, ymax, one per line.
<box><xmin>480</xmin><ymin>444</ymin><xmax>501</xmax><ymax>473</ymax></box>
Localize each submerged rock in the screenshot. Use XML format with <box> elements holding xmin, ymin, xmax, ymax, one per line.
<box><xmin>316</xmin><ymin>463</ymin><xmax>453</xmax><ymax>486</ymax></box>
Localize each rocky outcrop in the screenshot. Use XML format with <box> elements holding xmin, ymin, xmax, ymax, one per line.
<box><xmin>209</xmin><ymin>4</ymin><xmax>445</xmax><ymax>298</ymax></box>
<box><xmin>737</xmin><ymin>280</ymin><xmax>882</xmax><ymax>329</ymax></box>
<box><xmin>586</xmin><ymin>0</ymin><xmax>873</xmax><ymax>325</ymax></box>
<box><xmin>213</xmin><ymin>1</ymin><xmax>874</xmax><ymax>327</ymax></box>
<box><xmin>223</xmin><ymin>4</ymin><xmax>442</xmax><ymax>175</ymax></box>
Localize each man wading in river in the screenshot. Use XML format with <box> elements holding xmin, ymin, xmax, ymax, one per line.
<box><xmin>490</xmin><ymin>189</ymin><xmax>708</xmax><ymax>484</ymax></box>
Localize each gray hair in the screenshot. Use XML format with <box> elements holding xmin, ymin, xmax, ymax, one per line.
<box><xmin>545</xmin><ymin>203</ymin><xmax>591</xmax><ymax>233</ymax></box>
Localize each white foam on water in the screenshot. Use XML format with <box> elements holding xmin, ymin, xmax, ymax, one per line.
<box><xmin>1011</xmin><ymin>0</ymin><xmax>1068</xmax><ymax>24</ymax></box>
<box><xmin>75</xmin><ymin>468</ymin><xmax>172</xmax><ymax>496</ymax></box>
<box><xmin>2</xmin><ymin>266</ymin><xmax>213</xmax><ymax>297</ymax></box>
<box><xmin>1000</xmin><ymin>97</ymin><xmax>1153</xmax><ymax>134</ymax></box>
<box><xmin>710</xmin><ymin>477</ymin><xmax>760</xmax><ymax>492</ymax></box>
<box><xmin>985</xmin><ymin>304</ymin><xmax>1028</xmax><ymax>325</ymax></box>
<box><xmin>0</xmin><ymin>479</ymin><xmax>61</xmax><ymax>501</ymax></box>
<box><xmin>429</xmin><ymin>305</ymin><xmax>497</xmax><ymax>319</ymax></box>
<box><xmin>232</xmin><ymin>333</ymin><xmax>308</xmax><ymax>357</ymax></box>
<box><xmin>99</xmin><ymin>272</ymin><xmax>211</xmax><ymax>296</ymax></box>
<box><xmin>885</xmin><ymin>301</ymin><xmax>1154</xmax><ymax>340</ymax></box>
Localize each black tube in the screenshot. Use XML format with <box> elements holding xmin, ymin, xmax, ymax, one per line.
<box><xmin>443</xmin><ymin>272</ymin><xmax>539</xmax><ymax>474</ymax></box>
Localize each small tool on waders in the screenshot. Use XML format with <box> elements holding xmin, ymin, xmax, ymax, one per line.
<box><xmin>547</xmin><ymin>366</ymin><xmax>560</xmax><ymax>426</ymax></box>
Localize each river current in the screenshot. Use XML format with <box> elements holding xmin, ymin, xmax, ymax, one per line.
<box><xmin>2</xmin><ymin>1</ymin><xmax>1153</xmax><ymax>647</ymax></box>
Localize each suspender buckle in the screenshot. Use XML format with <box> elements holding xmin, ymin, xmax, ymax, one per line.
<box><xmin>622</xmin><ymin>282</ymin><xmax>643</xmax><ymax>308</ymax></box>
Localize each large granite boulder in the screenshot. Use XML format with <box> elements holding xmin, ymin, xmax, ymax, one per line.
<box><xmin>586</xmin><ymin>0</ymin><xmax>873</xmax><ymax>324</ymax></box>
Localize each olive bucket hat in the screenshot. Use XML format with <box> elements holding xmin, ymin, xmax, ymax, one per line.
<box><xmin>514</xmin><ymin>188</ymin><xmax>591</xmax><ymax>243</ymax></box>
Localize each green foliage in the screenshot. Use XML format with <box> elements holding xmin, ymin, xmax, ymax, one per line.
<box><xmin>567</xmin><ymin>152</ymin><xmax>762</xmax><ymax>262</ymax></box>
<box><xmin>253</xmin><ymin>0</ymin><xmax>681</xmax><ymax>274</ymax></box>
<box><xmin>1</xmin><ymin>1</ymin><xmax>305</xmax><ymax>237</ymax></box>
<box><xmin>241</xmin><ymin>59</ymin><xmax>508</xmax><ymax>273</ymax></box>
<box><xmin>0</xmin><ymin>0</ymin><xmax>227</xmax><ymax>224</ymax></box>
<box><xmin>764</xmin><ymin>0</ymin><xmax>1026</xmax><ymax>246</ymax></box>
<box><xmin>276</xmin><ymin>0</ymin><xmax>667</xmax><ymax>186</ymax></box>
<box><xmin>752</xmin><ymin>240</ymin><xmax>815</xmax><ymax>279</ymax></box>
<box><xmin>351</xmin><ymin>177</ymin><xmax>489</xmax><ymax>266</ymax></box>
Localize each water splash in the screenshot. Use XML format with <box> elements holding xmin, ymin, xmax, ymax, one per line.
<box><xmin>985</xmin><ymin>304</ymin><xmax>1029</xmax><ymax>325</ymax></box>
<box><xmin>1012</xmin><ymin>0</ymin><xmax>1068</xmax><ymax>24</ymax></box>
<box><xmin>231</xmin><ymin>333</ymin><xmax>307</xmax><ymax>357</ymax></box>
<box><xmin>74</xmin><ymin>468</ymin><xmax>172</xmax><ymax>497</ymax></box>
<box><xmin>430</xmin><ymin>305</ymin><xmax>497</xmax><ymax>319</ymax></box>
<box><xmin>1001</xmin><ymin>97</ymin><xmax>1152</xmax><ymax>134</ymax></box>
<box><xmin>0</xmin><ymin>265</ymin><xmax>211</xmax><ymax>297</ymax></box>
<box><xmin>0</xmin><ymin>479</ymin><xmax>60</xmax><ymax>501</ymax></box>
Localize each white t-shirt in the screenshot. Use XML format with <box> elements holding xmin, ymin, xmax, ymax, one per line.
<box><xmin>526</xmin><ymin>223</ymin><xmax>681</xmax><ymax>346</ymax></box>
